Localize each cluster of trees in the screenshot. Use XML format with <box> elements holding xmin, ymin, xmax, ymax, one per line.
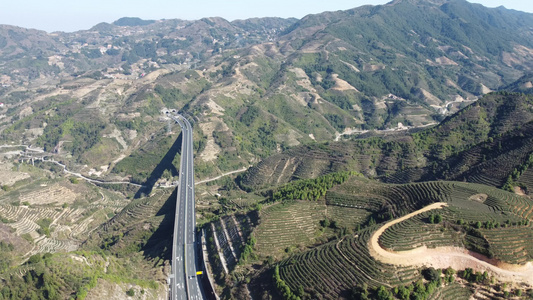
<box><xmin>113</xmin><ymin>17</ymin><xmax>155</xmax><ymax>26</ymax></box>
<box><xmin>296</xmin><ymin>50</ymin><xmax>414</xmax><ymax>106</ymax></box>
<box><xmin>320</xmin><ymin>218</ymin><xmax>337</xmax><ymax>229</ymax></box>
<box><xmin>0</xmin><ymin>241</ymin><xmax>14</xmax><ymax>273</ymax></box>
<box><xmin>0</xmin><ymin>214</ymin><xmax>14</xmax><ymax>223</ymax></box>
<box><xmin>352</xmin><ymin>268</ymin><xmax>450</xmax><ymax>300</ymax></box>
<box><xmin>270</xmin><ymin>171</ymin><xmax>357</xmax><ymax>202</ymax></box>
<box><xmin>502</xmin><ymin>152</ymin><xmax>533</xmax><ymax>191</ymax></box>
<box><xmin>239</xmin><ymin>235</ymin><xmax>256</xmax><ymax>263</ymax></box>
<box><xmin>66</xmin><ymin>121</ymin><xmax>105</xmax><ymax>159</ymax></box>
<box><xmin>212</xmin><ymin>130</ymin><xmax>234</xmax><ymax>149</ymax></box>
<box><xmin>82</xmin><ymin>48</ymin><xmax>102</xmax><ymax>59</ymax></box>
<box><xmin>31</xmin><ymin>99</ymin><xmax>77</xmax><ymax>151</ymax></box>
<box><xmin>240</xmin><ymin>106</ymin><xmax>261</xmax><ymax>127</ymax></box>
<box><xmin>158</xmin><ymin>38</ymin><xmax>192</xmax><ymax>54</ymax></box>
<box><xmin>352</xmin><ymin>281</ymin><xmax>439</xmax><ymax>300</ymax></box>
<box><xmin>233</xmin><ymin>105</ymin><xmax>280</xmax><ymax>158</ymax></box>
<box><xmin>458</xmin><ymin>218</ymin><xmax>529</xmax><ymax>231</ymax></box>
<box><xmin>27</xmin><ymin>97</ymin><xmax>105</xmax><ymax>162</ymax></box>
<box><xmin>120</xmin><ymin>41</ymin><xmax>158</xmax><ymax>64</ymax></box>
<box><xmin>322</xmin><ymin>91</ymin><xmax>355</xmax><ymax>111</ymax></box>
<box><xmin>36</xmin><ymin>218</ymin><xmax>53</xmax><ymax>237</ymax></box>
<box><xmin>1</xmin><ymin>253</ymin><xmax>63</xmax><ymax>300</ymax></box>
<box><xmin>461</xmin><ymin>268</ymin><xmax>490</xmax><ymax>284</ymax></box>
<box><xmin>0</xmin><ymin>35</ymin><xmax>6</xmax><ymax>48</ymax></box>
<box><xmin>154</xmin><ymin>85</ymin><xmax>190</xmax><ymax>108</ymax></box>
<box><xmin>427</xmin><ymin>214</ymin><xmax>442</xmax><ymax>224</ymax></box>
<box><xmin>112</xmin><ymin>132</ymin><xmax>181</xmax><ymax>183</ymax></box>
<box><xmin>324</xmin><ymin>114</ymin><xmax>346</xmax><ymax>131</ymax></box>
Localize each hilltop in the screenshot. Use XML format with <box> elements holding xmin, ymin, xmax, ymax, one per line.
<box><xmin>502</xmin><ymin>73</ymin><xmax>533</xmax><ymax>94</ymax></box>
<box><xmin>112</xmin><ymin>17</ymin><xmax>156</xmax><ymax>27</ymax></box>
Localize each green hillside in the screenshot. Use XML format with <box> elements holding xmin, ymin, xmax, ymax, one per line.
<box><xmin>241</xmin><ymin>92</ymin><xmax>533</xmax><ymax>192</ymax></box>
<box><xmin>269</xmin><ymin>179</ymin><xmax>533</xmax><ymax>299</ymax></box>
<box><xmin>2</xmin><ymin>0</ymin><xmax>533</xmax><ymax>185</ymax></box>
<box><xmin>501</xmin><ymin>73</ymin><xmax>533</xmax><ymax>94</ymax></box>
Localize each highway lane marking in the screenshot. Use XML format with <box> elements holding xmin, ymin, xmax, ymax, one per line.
<box><xmin>169</xmin><ymin>113</ymin><xmax>204</xmax><ymax>300</ymax></box>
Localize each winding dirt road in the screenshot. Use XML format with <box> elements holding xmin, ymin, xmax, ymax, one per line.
<box><xmin>368</xmin><ymin>202</ymin><xmax>533</xmax><ymax>286</ymax></box>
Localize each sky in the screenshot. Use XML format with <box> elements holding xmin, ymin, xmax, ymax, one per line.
<box><xmin>0</xmin><ymin>0</ymin><xmax>531</xmax><ymax>33</ymax></box>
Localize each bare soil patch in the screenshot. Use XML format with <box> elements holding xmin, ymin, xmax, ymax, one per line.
<box><xmin>0</xmin><ymin>223</ymin><xmax>31</xmax><ymax>252</ymax></box>
<box><xmin>417</xmin><ymin>88</ymin><xmax>442</xmax><ymax>106</ymax></box>
<box><xmin>19</xmin><ymin>184</ymin><xmax>78</xmax><ymax>206</ymax></box>
<box><xmin>199</xmin><ymin>119</ymin><xmax>227</xmax><ymax>162</ymax></box>
<box><xmin>0</xmin><ymin>162</ymin><xmax>30</xmax><ymax>186</ymax></box>
<box><xmin>331</xmin><ymin>74</ymin><xmax>358</xmax><ymax>91</ymax></box>
<box><xmin>513</xmin><ymin>186</ymin><xmax>527</xmax><ymax>196</ymax></box>
<box><xmin>468</xmin><ymin>193</ymin><xmax>488</xmax><ymax>203</ymax></box>
<box><xmin>85</xmin><ymin>279</ymin><xmax>166</xmax><ymax>300</ymax></box>
<box><xmin>435</xmin><ymin>56</ymin><xmax>458</xmax><ymax>66</ymax></box>
<box><xmin>204</xmin><ymin>99</ymin><xmax>225</xmax><ymax>116</ymax></box>
<box><xmin>104</xmin><ymin>128</ymin><xmax>128</xmax><ymax>150</ymax></box>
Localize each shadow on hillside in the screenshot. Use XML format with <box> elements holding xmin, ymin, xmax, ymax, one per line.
<box><xmin>134</xmin><ymin>132</ymin><xmax>182</xmax><ymax>199</ymax></box>
<box><xmin>142</xmin><ymin>188</ymin><xmax>177</xmax><ymax>261</ymax></box>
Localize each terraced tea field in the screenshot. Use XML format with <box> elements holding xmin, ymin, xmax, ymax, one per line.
<box><xmin>326</xmin><ymin>205</ymin><xmax>371</xmax><ymax>230</ymax></box>
<box><xmin>385</xmin><ymin>121</ymin><xmax>533</xmax><ymax>187</ymax></box>
<box><xmin>327</xmin><ymin>180</ymin><xmax>455</xmax><ymax>217</ymax></box>
<box><xmin>378</xmin><ymin>211</ymin><xmax>464</xmax><ymax>251</ymax></box>
<box><xmin>481</xmin><ymin>226</ymin><xmax>533</xmax><ymax>264</ymax></box>
<box><xmin>0</xmin><ymin>175</ymin><xmax>135</xmax><ymax>259</ymax></box>
<box><xmin>462</xmin><ymin>137</ymin><xmax>533</xmax><ymax>187</ymax></box>
<box><xmin>518</xmin><ymin>168</ymin><xmax>533</xmax><ymax>192</ymax></box>
<box><xmin>369</xmin><ymin>202</ymin><xmax>533</xmax><ymax>284</ymax></box>
<box><xmin>427</xmin><ymin>284</ymin><xmax>473</xmax><ymax>300</ymax></box>
<box><xmin>17</xmin><ymin>184</ymin><xmax>78</xmax><ymax>206</ymax></box>
<box><xmin>254</xmin><ymin>201</ymin><xmax>325</xmax><ymax>258</ymax></box>
<box><xmin>211</xmin><ymin>217</ymin><xmax>240</xmax><ymax>271</ymax></box>
<box><xmin>272</xmin><ymin>178</ymin><xmax>533</xmax><ymax>298</ymax></box>
<box><xmin>0</xmin><ymin>204</ymin><xmax>98</xmax><ymax>255</ymax></box>
<box><xmin>277</xmin><ymin>228</ymin><xmax>420</xmax><ymax>298</ymax></box>
<box><xmin>205</xmin><ymin>212</ymin><xmax>255</xmax><ymax>276</ymax></box>
<box><xmin>240</xmin><ymin>138</ymin><xmax>421</xmax><ymax>190</ymax></box>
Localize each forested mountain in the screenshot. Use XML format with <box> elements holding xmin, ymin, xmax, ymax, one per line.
<box><xmin>0</xmin><ymin>0</ymin><xmax>531</xmax><ymax>186</ymax></box>
<box><xmin>281</xmin><ymin>0</ymin><xmax>533</xmax><ymax>100</ymax></box>
<box><xmin>240</xmin><ymin>92</ymin><xmax>533</xmax><ymax>189</ymax></box>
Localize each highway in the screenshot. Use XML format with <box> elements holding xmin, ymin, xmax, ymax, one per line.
<box><xmin>168</xmin><ymin>112</ymin><xmax>205</xmax><ymax>300</ymax></box>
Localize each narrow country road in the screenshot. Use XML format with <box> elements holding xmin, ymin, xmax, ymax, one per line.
<box><xmin>195</xmin><ymin>167</ymin><xmax>248</xmax><ymax>185</ymax></box>
<box><xmin>368</xmin><ymin>202</ymin><xmax>533</xmax><ymax>286</ymax></box>
<box><xmin>21</xmin><ymin>156</ymin><xmax>144</xmax><ymax>187</ymax></box>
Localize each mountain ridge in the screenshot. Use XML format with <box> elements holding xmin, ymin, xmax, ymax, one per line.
<box><xmin>240</xmin><ymin>92</ymin><xmax>533</xmax><ymax>190</ymax></box>
<box><xmin>2</xmin><ymin>0</ymin><xmax>533</xmax><ymax>183</ymax></box>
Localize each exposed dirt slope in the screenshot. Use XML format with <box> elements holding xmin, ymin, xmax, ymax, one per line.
<box><xmin>368</xmin><ymin>202</ymin><xmax>533</xmax><ymax>286</ymax></box>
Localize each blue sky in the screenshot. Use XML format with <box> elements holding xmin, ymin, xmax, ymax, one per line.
<box><xmin>0</xmin><ymin>0</ymin><xmax>531</xmax><ymax>32</ymax></box>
